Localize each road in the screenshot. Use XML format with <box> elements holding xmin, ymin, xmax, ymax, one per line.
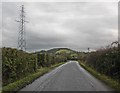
<box><xmin>20</xmin><ymin>61</ymin><xmax>113</xmax><ymax>91</ymax></box>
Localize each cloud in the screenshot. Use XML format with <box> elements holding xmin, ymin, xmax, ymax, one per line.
<box><xmin>2</xmin><ymin>2</ymin><xmax>118</xmax><ymax>52</ymax></box>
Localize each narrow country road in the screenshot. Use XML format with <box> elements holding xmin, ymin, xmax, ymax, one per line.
<box><xmin>20</xmin><ymin>61</ymin><xmax>113</xmax><ymax>91</ymax></box>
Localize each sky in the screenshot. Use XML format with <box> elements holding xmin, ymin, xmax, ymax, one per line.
<box><xmin>1</xmin><ymin>2</ymin><xmax>118</xmax><ymax>52</ymax></box>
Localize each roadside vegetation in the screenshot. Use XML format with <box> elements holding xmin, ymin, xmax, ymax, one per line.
<box><xmin>78</xmin><ymin>41</ymin><xmax>120</xmax><ymax>92</ymax></box>
<box><xmin>2</xmin><ymin>47</ymin><xmax>77</xmax><ymax>92</ymax></box>
<box><xmin>2</xmin><ymin>48</ymin><xmax>37</xmax><ymax>86</ymax></box>
<box><xmin>2</xmin><ymin>41</ymin><xmax>120</xmax><ymax>92</ymax></box>
<box><xmin>79</xmin><ymin>62</ymin><xmax>119</xmax><ymax>92</ymax></box>
<box><xmin>2</xmin><ymin>62</ymin><xmax>64</xmax><ymax>92</ymax></box>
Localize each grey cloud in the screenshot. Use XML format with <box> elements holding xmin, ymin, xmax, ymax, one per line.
<box><xmin>2</xmin><ymin>2</ymin><xmax>118</xmax><ymax>52</ymax></box>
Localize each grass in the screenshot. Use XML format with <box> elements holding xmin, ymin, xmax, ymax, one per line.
<box><xmin>79</xmin><ymin>61</ymin><xmax>120</xmax><ymax>93</ymax></box>
<box><xmin>2</xmin><ymin>62</ymin><xmax>65</xmax><ymax>92</ymax></box>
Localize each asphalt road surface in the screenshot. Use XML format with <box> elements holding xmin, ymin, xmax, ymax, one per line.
<box><xmin>20</xmin><ymin>61</ymin><xmax>113</xmax><ymax>91</ymax></box>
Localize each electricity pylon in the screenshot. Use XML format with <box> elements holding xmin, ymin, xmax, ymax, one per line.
<box><xmin>16</xmin><ymin>5</ymin><xmax>28</xmax><ymax>51</ymax></box>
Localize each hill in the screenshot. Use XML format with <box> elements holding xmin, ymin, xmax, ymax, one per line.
<box><xmin>36</xmin><ymin>48</ymin><xmax>77</xmax><ymax>54</ymax></box>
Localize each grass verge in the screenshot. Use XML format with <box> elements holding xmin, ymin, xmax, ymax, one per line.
<box><xmin>79</xmin><ymin>61</ymin><xmax>120</xmax><ymax>93</ymax></box>
<box><xmin>2</xmin><ymin>62</ymin><xmax>65</xmax><ymax>92</ymax></box>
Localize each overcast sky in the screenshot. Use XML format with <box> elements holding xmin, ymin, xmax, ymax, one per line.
<box><xmin>2</xmin><ymin>2</ymin><xmax>118</xmax><ymax>52</ymax></box>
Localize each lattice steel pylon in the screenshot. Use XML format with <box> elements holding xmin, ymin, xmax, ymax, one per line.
<box><xmin>16</xmin><ymin>5</ymin><xmax>28</xmax><ymax>51</ymax></box>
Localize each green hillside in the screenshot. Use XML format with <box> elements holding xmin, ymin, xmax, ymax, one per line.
<box><xmin>36</xmin><ymin>48</ymin><xmax>78</xmax><ymax>61</ymax></box>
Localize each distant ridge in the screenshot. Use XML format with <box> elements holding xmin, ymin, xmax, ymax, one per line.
<box><xmin>36</xmin><ymin>48</ymin><xmax>77</xmax><ymax>54</ymax></box>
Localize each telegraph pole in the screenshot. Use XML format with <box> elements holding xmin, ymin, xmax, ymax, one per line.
<box><xmin>88</xmin><ymin>48</ymin><xmax>90</xmax><ymax>53</ymax></box>
<box><xmin>16</xmin><ymin>5</ymin><xmax>28</xmax><ymax>51</ymax></box>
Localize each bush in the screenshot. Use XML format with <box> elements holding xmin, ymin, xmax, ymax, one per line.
<box><xmin>86</xmin><ymin>46</ymin><xmax>120</xmax><ymax>81</ymax></box>
<box><xmin>2</xmin><ymin>47</ymin><xmax>37</xmax><ymax>86</ymax></box>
